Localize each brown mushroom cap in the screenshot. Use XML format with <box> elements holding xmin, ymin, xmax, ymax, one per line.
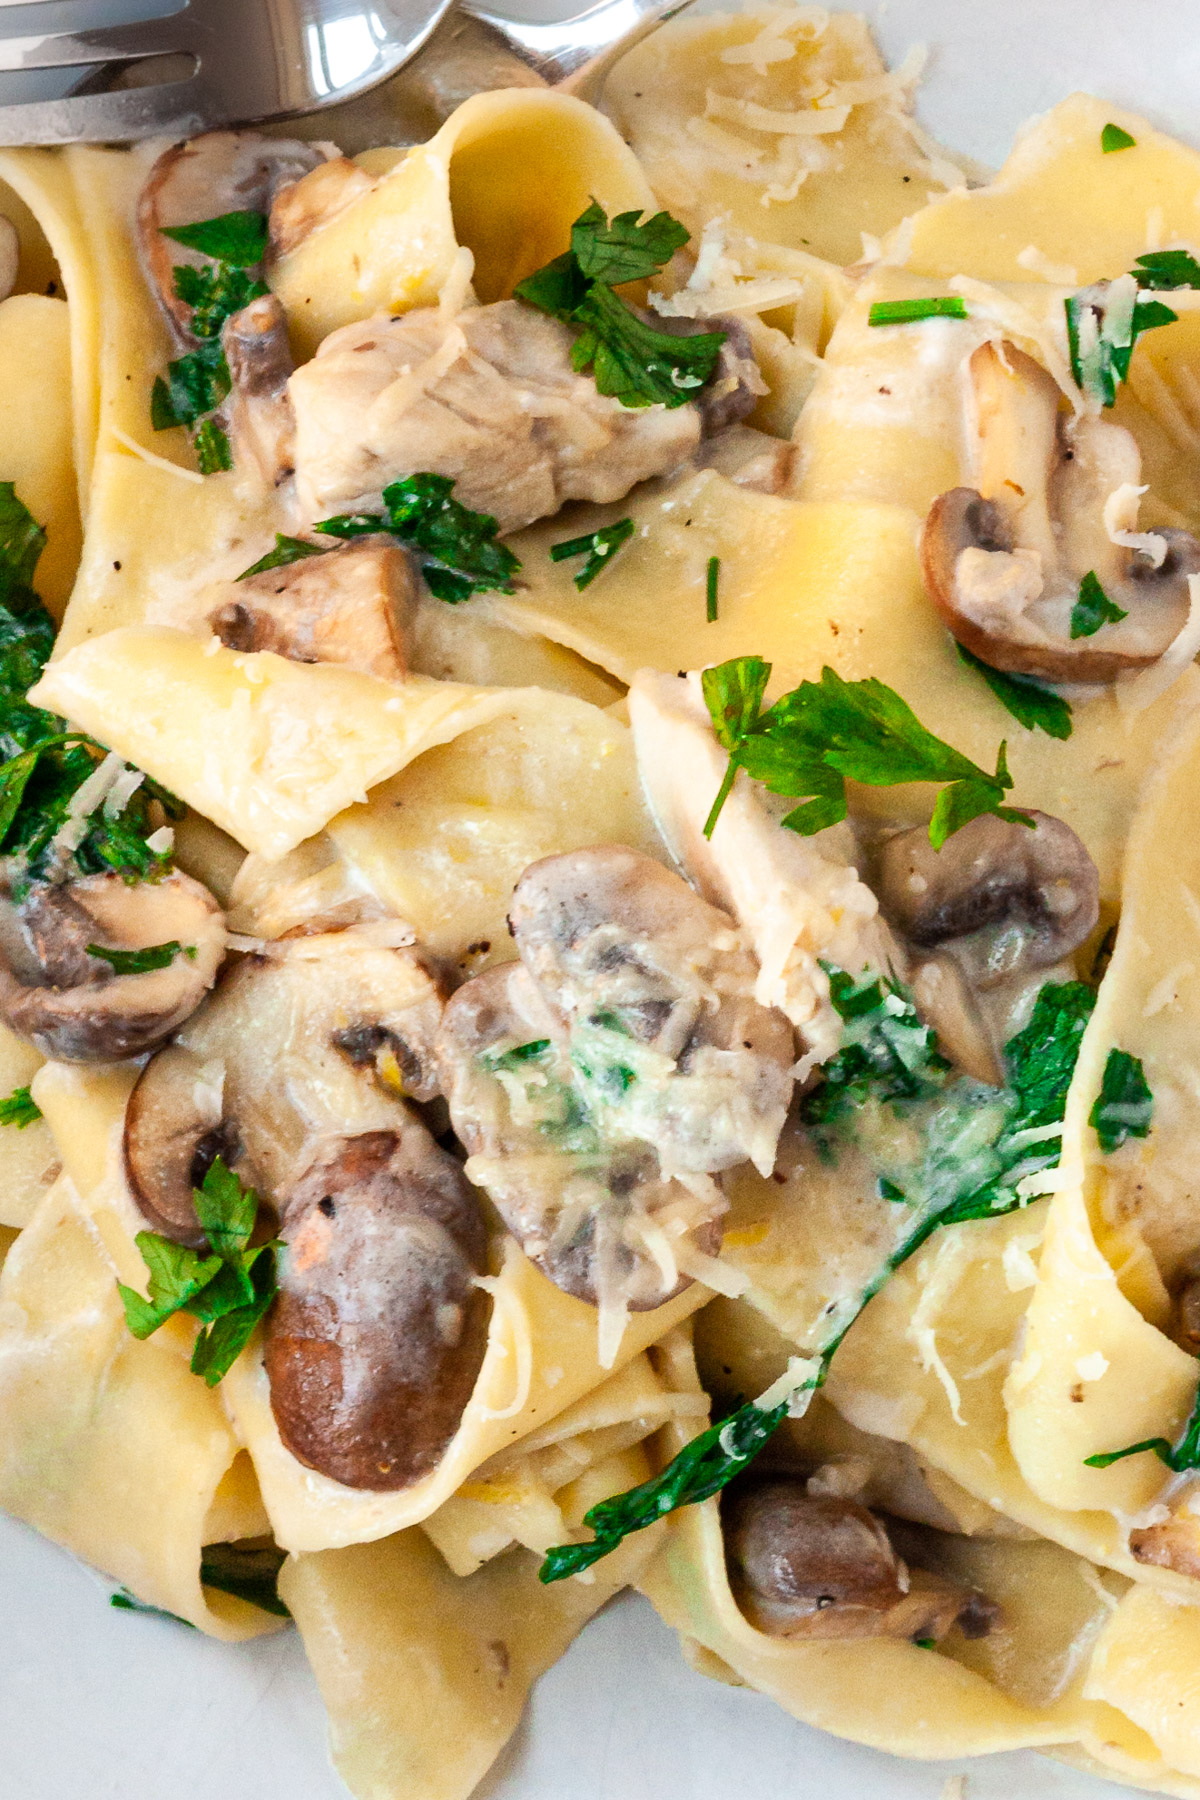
<box><xmin>210</xmin><ymin>541</ymin><xmax>416</xmax><ymax>679</ymax></box>
<box><xmin>263</xmin><ymin>1123</ymin><xmax>489</xmax><ymax>1490</ymax></box>
<box><xmin>267</xmin><ymin>156</ymin><xmax>375</xmax><ymax>260</ymax></box>
<box><xmin>0</xmin><ymin>870</ymin><xmax>225</xmax><ymax>1062</ymax></box>
<box><xmin>137</xmin><ymin>131</ymin><xmax>326</xmax><ymax>346</ymax></box>
<box><xmin>220</xmin><ymin>293</ymin><xmax>296</xmax><ymax>488</ymax></box>
<box><xmin>876</xmin><ymin>810</ymin><xmax>1099</xmax><ymax>983</ymax></box>
<box><xmin>723</xmin><ymin>1479</ymin><xmax>994</xmax><ymax>1642</ymax></box>
<box><xmin>124</xmin><ymin>1042</ymin><xmax>247</xmax><ymax>1250</ymax></box>
<box><xmin>922</xmin><ymin>487</ymin><xmax>1198</xmax><ymax>682</ymax></box>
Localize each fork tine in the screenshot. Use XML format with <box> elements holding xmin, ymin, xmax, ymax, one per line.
<box><xmin>0</xmin><ymin>11</ymin><xmax>193</xmax><ymax>74</ymax></box>
<box><xmin>0</xmin><ymin>78</ymin><xmax>208</xmax><ymax>144</ymax></box>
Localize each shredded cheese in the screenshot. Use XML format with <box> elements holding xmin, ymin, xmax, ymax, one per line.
<box><xmin>110</xmin><ymin>426</ymin><xmax>205</xmax><ymax>484</ymax></box>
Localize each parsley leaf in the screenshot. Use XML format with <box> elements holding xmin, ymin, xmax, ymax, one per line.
<box><xmin>1100</xmin><ymin>122</ymin><xmax>1137</xmax><ymax>153</ymax></box>
<box><xmin>1089</xmin><ymin>1047</ymin><xmax>1153</xmax><ymax>1154</ymax></box>
<box><xmin>956</xmin><ymin>645</ymin><xmax>1073</xmax><ymax>739</ymax></box>
<box><xmin>1133</xmin><ymin>249</ymin><xmax>1200</xmax><ymax>290</ymax></box>
<box><xmin>110</xmin><ymin>1590</ymin><xmax>196</xmax><ymax>1626</ymax></box>
<box><xmin>700</xmin><ymin>657</ymin><xmax>1032</xmax><ymax>847</ymax></box>
<box><xmin>172</xmin><ymin>262</ymin><xmax>268</xmax><ymax>340</ymax></box>
<box><xmin>706</xmin><ymin>555</ymin><xmax>720</xmax><ymax>623</ymax></box>
<box><xmin>482</xmin><ymin>1038</ymin><xmax>552</xmax><ymax>1073</ymax></box>
<box><xmin>117</xmin><ymin>1158</ymin><xmax>278</xmax><ymax>1386</ymax></box>
<box><xmin>1066</xmin><ymin>274</ymin><xmax>1177</xmax><ymax>407</ymax></box>
<box><xmin>868</xmin><ymin>296</ymin><xmax>969</xmax><ymax>327</ymax></box>
<box><xmin>799</xmin><ymin>968</ymin><xmax>949</xmax><ymax>1136</ymax></box>
<box><xmin>200</xmin><ymin>1542</ymin><xmax>290</xmax><ymax>1618</ymax></box>
<box><xmin>316</xmin><ymin>474</ymin><xmax>520</xmax><ymax>601</ymax></box>
<box><xmin>150</xmin><ymin>339</ymin><xmax>231</xmax><ymax>431</ymax></box>
<box><xmin>514</xmin><ymin>201</ymin><xmax>725</xmax><ymax>410</ymax></box>
<box><xmin>86</xmin><ymin>940</ymin><xmax>188</xmax><ymax>975</ymax></box>
<box><xmin>1070</xmin><ymin>570</ymin><xmax>1128</xmax><ymax>639</ymax></box>
<box><xmin>193</xmin><ymin>418</ymin><xmax>233</xmax><ymax>476</ymax></box>
<box><xmin>162</xmin><ymin>210</ymin><xmax>269</xmax><ymax>267</ymax></box>
<box><xmin>540</xmin><ymin>979</ymin><xmax>1095</xmax><ymax>1581</ymax></box>
<box><xmin>550</xmin><ymin>518</ymin><xmax>634</xmax><ymax>589</ymax></box>
<box><xmin>0</xmin><ymin>1083</ymin><xmax>40</xmax><ymax>1127</ymax></box>
<box><xmin>237</xmin><ymin>535</ymin><xmax>330</xmax><ymax>580</ymax></box>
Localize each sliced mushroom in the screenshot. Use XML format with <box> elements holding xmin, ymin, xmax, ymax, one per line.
<box><xmin>1129</xmin><ymin>1505</ymin><xmax>1200</xmax><ymax>1579</ymax></box>
<box><xmin>210</xmin><ymin>541</ymin><xmax>416</xmax><ymax>679</ymax></box>
<box><xmin>221</xmin><ymin>293</ymin><xmax>296</xmax><ymax>488</ymax></box>
<box><xmin>267</xmin><ymin>155</ymin><xmax>376</xmax><ymax>260</ymax></box>
<box><xmin>507</xmin><ymin>846</ymin><xmax>795</xmax><ymax>1177</ymax></box>
<box><xmin>126</xmin><ymin>927</ymin><xmax>447</xmax><ymax>1242</ymax></box>
<box><xmin>921</xmin><ymin>340</ymin><xmax>1200</xmax><ymax>681</ymax></box>
<box><xmin>288</xmin><ymin>301</ymin><xmax>705</xmax><ymax>533</ymax></box>
<box><xmin>875</xmin><ymin>810</ymin><xmax>1099</xmax><ymax>1083</ymax></box>
<box><xmin>724</xmin><ymin>1480</ymin><xmax>996</xmax><ymax>1642</ymax></box>
<box><xmin>263</xmin><ymin>1122</ymin><xmax>489</xmax><ymax>1490</ymax></box>
<box><xmin>0</xmin><ymin>871</ymin><xmax>225</xmax><ymax>1062</ymax></box>
<box><xmin>137</xmin><ymin>131</ymin><xmax>327</xmax><ymax>347</ymax></box>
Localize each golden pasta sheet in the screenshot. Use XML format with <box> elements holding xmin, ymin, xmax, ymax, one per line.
<box><xmin>498</xmin><ymin>470</ymin><xmax>1196</xmax><ymax>905</ymax></box>
<box><xmin>0</xmin><ymin>1079</ymin><xmax>277</xmax><ymax>1638</ymax></box>
<box><xmin>602</xmin><ymin>6</ymin><xmax>961</xmax><ymax>264</ymax></box>
<box><xmin>272</xmin><ymin>89</ymin><xmax>657</xmax><ymax>358</ymax></box>
<box><xmin>637</xmin><ymin>1333</ymin><xmax>1159</xmax><ymax>1768</ymax></box>
<box><xmin>281</xmin><ymin>1439</ymin><xmax>670</xmax><ymax>1800</ymax></box>
<box><xmin>1006</xmin><ymin>702</ymin><xmax>1200</xmax><ymax>1522</ymax></box>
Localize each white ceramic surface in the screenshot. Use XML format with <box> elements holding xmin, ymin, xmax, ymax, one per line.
<box><xmin>3</xmin><ymin>2</ymin><xmax>1198</xmax><ymax>1796</ymax></box>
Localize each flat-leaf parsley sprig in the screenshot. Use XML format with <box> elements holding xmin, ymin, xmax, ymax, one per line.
<box><xmin>117</xmin><ymin>1157</ymin><xmax>279</xmax><ymax>1387</ymax></box>
<box><xmin>699</xmin><ymin>656</ymin><xmax>1033</xmax><ymax>847</ymax></box>
<box><xmin>150</xmin><ymin>208</ymin><xmax>271</xmax><ymax>474</ymax></box>
<box><xmin>514</xmin><ymin>202</ymin><xmax>725</xmax><ymax>410</ymax></box>
<box><xmin>239</xmin><ymin>474</ymin><xmax>521</xmax><ymax>604</ymax></box>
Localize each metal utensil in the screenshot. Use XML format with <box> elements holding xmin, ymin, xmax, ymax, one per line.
<box><xmin>0</xmin><ymin>0</ymin><xmax>692</xmax><ymax>144</ymax></box>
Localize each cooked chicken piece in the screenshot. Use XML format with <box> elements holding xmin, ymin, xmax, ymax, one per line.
<box><xmin>0</xmin><ymin>870</ymin><xmax>225</xmax><ymax>1062</ymax></box>
<box><xmin>696</xmin><ymin>423</ymin><xmax>796</xmax><ymax>495</ymax></box>
<box><xmin>724</xmin><ymin>1480</ymin><xmax>997</xmax><ymax>1643</ymax></box>
<box><xmin>268</xmin><ymin>155</ymin><xmax>376</xmax><ymax>259</ymax></box>
<box><xmin>288</xmin><ymin>300</ymin><xmax>703</xmax><ymax>532</ymax></box>
<box><xmin>210</xmin><ymin>542</ymin><xmax>416</xmax><ymax>679</ymax></box>
<box><xmin>629</xmin><ymin>670</ymin><xmax>897</xmax><ymax>1070</ymax></box>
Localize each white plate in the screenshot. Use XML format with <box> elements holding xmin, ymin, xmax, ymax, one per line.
<box><xmin>3</xmin><ymin>3</ymin><xmax>1196</xmax><ymax>1795</ymax></box>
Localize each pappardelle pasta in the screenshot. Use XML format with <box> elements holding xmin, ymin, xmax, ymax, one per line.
<box><xmin>8</xmin><ymin>6</ymin><xmax>1200</xmax><ymax>1795</ymax></box>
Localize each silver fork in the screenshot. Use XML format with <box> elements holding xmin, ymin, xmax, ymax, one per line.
<box><xmin>0</xmin><ymin>0</ymin><xmax>692</xmax><ymax>144</ymax></box>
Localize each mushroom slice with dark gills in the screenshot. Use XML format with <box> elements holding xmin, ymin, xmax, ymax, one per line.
<box><xmin>723</xmin><ymin>1480</ymin><xmax>997</xmax><ymax>1643</ymax></box>
<box><xmin>0</xmin><ymin>869</ymin><xmax>225</xmax><ymax>1062</ymax></box>
<box><xmin>874</xmin><ymin>809</ymin><xmax>1099</xmax><ymax>1084</ymax></box>
<box><xmin>288</xmin><ymin>301</ymin><xmax>706</xmax><ymax>533</ymax></box>
<box><xmin>264</xmin><ymin>1123</ymin><xmax>489</xmax><ymax>1491</ymax></box>
<box><xmin>220</xmin><ymin>292</ymin><xmax>297</xmax><ymax>489</ymax></box>
<box><xmin>921</xmin><ymin>340</ymin><xmax>1200</xmax><ymax>682</ymax></box>
<box><xmin>210</xmin><ymin>541</ymin><xmax>417</xmax><ymax>679</ymax></box>
<box><xmin>124</xmin><ymin>925</ymin><xmax>447</xmax><ymax>1245</ymax></box>
<box><xmin>436</xmin><ymin>848</ymin><xmax>793</xmax><ymax>1351</ymax></box>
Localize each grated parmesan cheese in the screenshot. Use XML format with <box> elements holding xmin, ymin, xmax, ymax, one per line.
<box><xmin>110</xmin><ymin>426</ymin><xmax>205</xmax><ymax>484</ymax></box>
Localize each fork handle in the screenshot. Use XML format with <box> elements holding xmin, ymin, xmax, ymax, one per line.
<box><xmin>456</xmin><ymin>0</ymin><xmax>695</xmax><ymax>90</ymax></box>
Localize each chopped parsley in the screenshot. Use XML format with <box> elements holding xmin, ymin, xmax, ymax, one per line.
<box><xmin>540</xmin><ymin>980</ymin><xmax>1095</xmax><ymax>1582</ymax></box>
<box><xmin>706</xmin><ymin>555</ymin><xmax>720</xmax><ymax>623</ymax></box>
<box><xmin>956</xmin><ymin>645</ymin><xmax>1073</xmax><ymax>740</ymax></box>
<box><xmin>1089</xmin><ymin>1047</ymin><xmax>1153</xmax><ymax>1154</ymax></box>
<box><xmin>1070</xmin><ymin>570</ymin><xmax>1128</xmax><ymax>639</ymax></box>
<box><xmin>0</xmin><ymin>487</ymin><xmax>178</xmax><ymax>892</ymax></box>
<box><xmin>1100</xmin><ymin>123</ymin><xmax>1137</xmax><ymax>153</ymax></box>
<box><xmin>315</xmin><ymin>473</ymin><xmax>519</xmax><ymax>602</ymax></box>
<box><xmin>867</xmin><ymin>296</ymin><xmax>969</xmax><ymax>327</ymax></box>
<box><xmin>237</xmin><ymin>534</ymin><xmax>330</xmax><ymax>580</ymax></box>
<box><xmin>87</xmin><ymin>940</ymin><xmax>190</xmax><ymax>976</ymax></box>
<box><xmin>117</xmin><ymin>1158</ymin><xmax>278</xmax><ymax>1387</ymax></box>
<box><xmin>1133</xmin><ymin>249</ymin><xmax>1200</xmax><ymax>290</ymax></box>
<box><xmin>700</xmin><ymin>656</ymin><xmax>1032</xmax><ymax>847</ymax></box>
<box><xmin>514</xmin><ymin>202</ymin><xmax>725</xmax><ymax>410</ymax></box>
<box><xmin>550</xmin><ymin>518</ymin><xmax>634</xmax><ymax>590</ymax></box>
<box><xmin>798</xmin><ymin>968</ymin><xmax>949</xmax><ymax>1138</ymax></box>
<box><xmin>1066</xmin><ymin>274</ymin><xmax>1177</xmax><ymax>408</ymax></box>
<box><xmin>151</xmin><ymin>208</ymin><xmax>270</xmax><ymax>474</ymax></box>
<box><xmin>199</xmin><ymin>1541</ymin><xmax>290</xmax><ymax>1617</ymax></box>
<box><xmin>0</xmin><ymin>1084</ymin><xmax>40</xmax><ymax>1127</ymax></box>
<box><xmin>481</xmin><ymin>1037</ymin><xmax>552</xmax><ymax>1073</ymax></box>
<box><xmin>110</xmin><ymin>1590</ymin><xmax>195</xmax><ymax>1626</ymax></box>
